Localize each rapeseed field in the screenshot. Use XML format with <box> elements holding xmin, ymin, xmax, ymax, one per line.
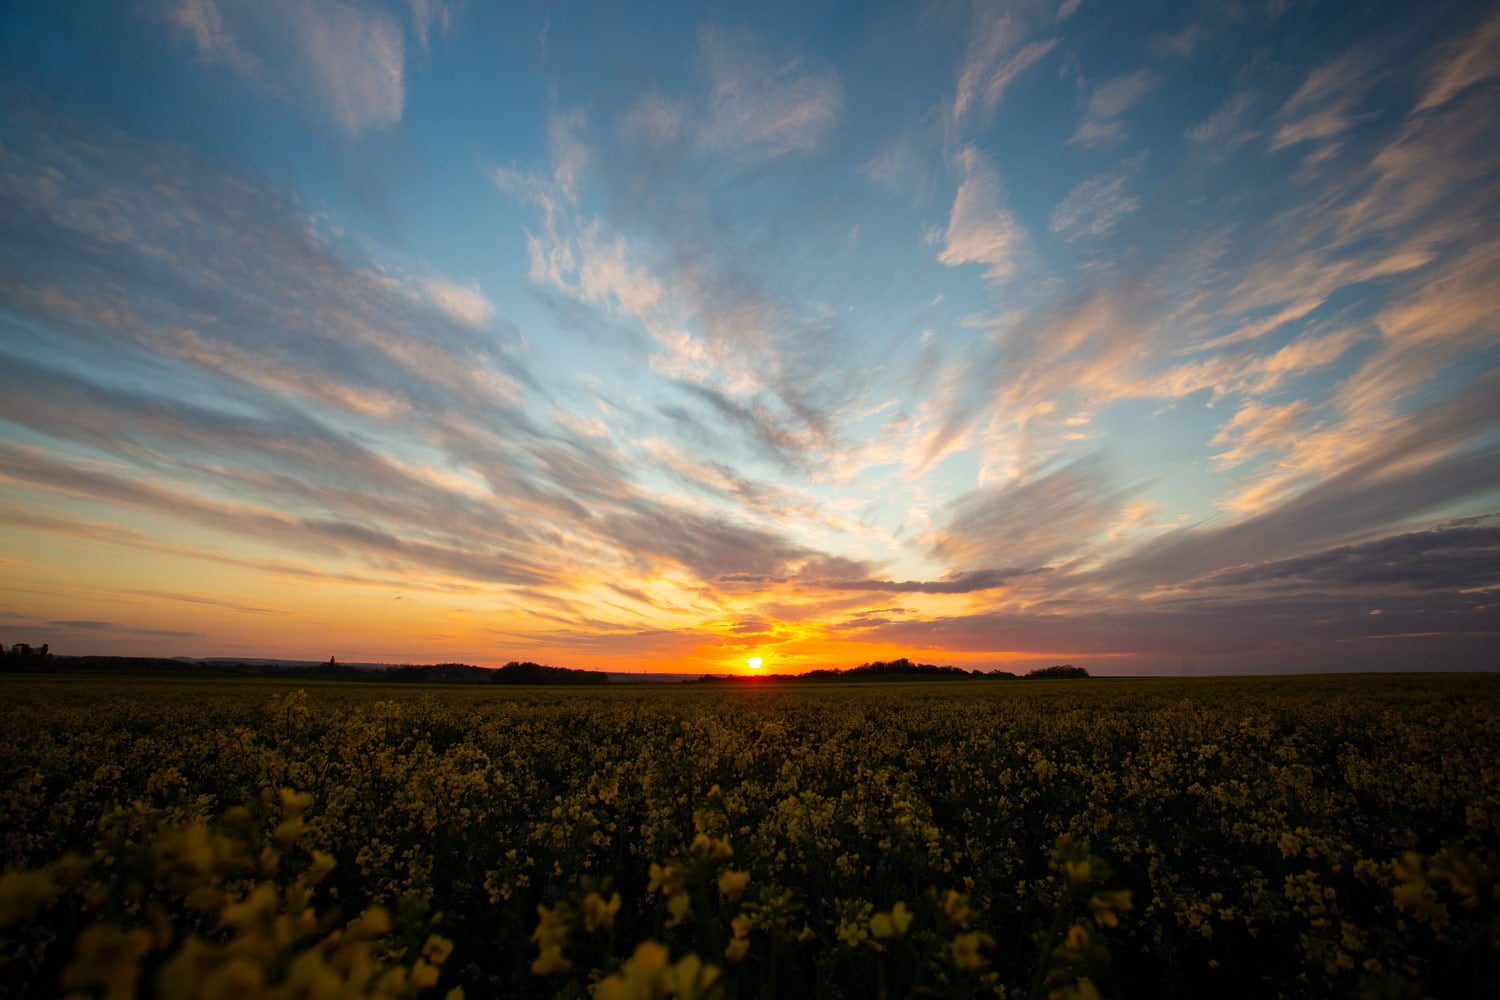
<box><xmin>1</xmin><ymin>674</ymin><xmax>1495</xmax><ymax>998</ymax></box>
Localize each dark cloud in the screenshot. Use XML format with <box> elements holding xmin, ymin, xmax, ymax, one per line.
<box><xmin>0</xmin><ymin>102</ymin><xmax>904</xmax><ymax>613</ymax></box>
<box><xmin>1098</xmin><ymin>378</ymin><xmax>1500</xmax><ymax>592</ymax></box>
<box><xmin>809</xmin><ymin>567</ymin><xmax>1026</xmax><ymax>594</ymax></box>
<box><xmin>715</xmin><ymin>572</ymin><xmax>786</xmax><ymax>584</ymax></box>
<box><xmin>49</xmin><ymin>620</ymin><xmax>202</xmax><ymax>639</ymax></box>
<box><xmin>122</xmin><ymin>590</ymin><xmax>297</xmax><ymax>616</ymax></box>
<box><xmin>600</xmin><ymin>504</ymin><xmax>814</xmax><ymax>584</ymax></box>
<box><xmin>932</xmin><ymin>454</ymin><xmax>1136</xmax><ymax>571</ymax></box>
<box><xmin>729</xmin><ymin>619</ymin><xmax>772</xmax><ymax>635</ymax></box>
<box><xmin>1196</xmin><ymin>523</ymin><xmax>1500</xmax><ymax>591</ymax></box>
<box><xmin>672</xmin><ymin>381</ymin><xmax>821</xmax><ymax>473</ymax></box>
<box><xmin>841</xmin><ymin>591</ymin><xmax>1500</xmax><ymax>667</ymax></box>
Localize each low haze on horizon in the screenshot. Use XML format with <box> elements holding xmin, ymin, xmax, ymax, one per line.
<box><xmin>1</xmin><ymin>0</ymin><xmax>1498</xmax><ymax>676</ymax></box>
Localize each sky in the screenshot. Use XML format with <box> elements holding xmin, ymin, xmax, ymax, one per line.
<box><xmin>0</xmin><ymin>0</ymin><xmax>1497</xmax><ymax>676</ymax></box>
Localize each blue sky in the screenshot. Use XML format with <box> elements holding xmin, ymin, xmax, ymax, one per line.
<box><xmin>1</xmin><ymin>0</ymin><xmax>1497</xmax><ymax>673</ymax></box>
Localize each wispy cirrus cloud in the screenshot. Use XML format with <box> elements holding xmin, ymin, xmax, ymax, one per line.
<box><xmin>1194</xmin><ymin>521</ymin><xmax>1500</xmax><ymax>592</ymax></box>
<box><xmin>947</xmin><ymin>4</ymin><xmax>1057</xmax><ymax>135</ymax></box>
<box><xmin>622</xmin><ymin>28</ymin><xmax>844</xmax><ymax>160</ymax></box>
<box><xmin>1208</xmin><ymin>399</ymin><xmax>1313</xmax><ymax>470</ymax></box>
<box><xmin>406</xmin><ymin>0</ymin><xmax>461</xmax><ymax>53</ymax></box>
<box><xmin>1101</xmin><ymin>373</ymin><xmax>1500</xmax><ymax>592</ymax></box>
<box><xmin>937</xmin><ymin>145</ymin><xmax>1026</xmax><ymax>283</ymax></box>
<box><xmin>1069</xmin><ymin>70</ymin><xmax>1156</xmax><ymax>147</ymax></box>
<box><xmin>1414</xmin><ymin>5</ymin><xmax>1500</xmax><ymax>112</ymax></box>
<box><xmin>1049</xmin><ymin>151</ymin><xmax>1147</xmax><ymax>242</ymax></box>
<box><xmin>930</xmin><ymin>454</ymin><xmax>1135</xmax><ymax>573</ymax></box>
<box><xmin>5</xmin><ymin>0</ymin><xmax>1499</xmax><ymax>673</ymax></box>
<box><xmin>698</xmin><ymin>28</ymin><xmax>844</xmax><ymax>157</ymax></box>
<box><xmin>0</xmin><ymin>94</ymin><xmax>899</xmax><ymax>656</ymax></box>
<box><xmin>808</xmin><ymin>568</ymin><xmax>1021</xmax><ymax>595</ymax></box>
<box><xmin>48</xmin><ymin>620</ymin><xmax>203</xmax><ymax>639</ymax></box>
<box><xmin>1270</xmin><ymin>49</ymin><xmax>1380</xmax><ymax>163</ymax></box>
<box><xmin>1185</xmin><ymin>90</ymin><xmax>1259</xmax><ymax>152</ymax></box>
<box><xmin>168</xmin><ymin>0</ymin><xmax>414</xmax><ymax>133</ymax></box>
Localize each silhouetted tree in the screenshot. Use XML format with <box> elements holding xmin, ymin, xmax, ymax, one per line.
<box><xmin>1024</xmin><ymin>664</ymin><xmax>1089</xmax><ymax>679</ymax></box>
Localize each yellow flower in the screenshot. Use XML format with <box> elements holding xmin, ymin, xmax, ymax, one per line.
<box><xmin>717</xmin><ymin>870</ymin><xmax>750</xmax><ymax>901</ymax></box>
<box><xmin>61</xmin><ymin>925</ymin><xmax>153</xmax><ymax>1000</ymax></box>
<box><xmin>0</xmin><ymin>869</ymin><xmax>60</xmax><ymax>928</ymax></box>
<box><xmin>941</xmin><ymin>890</ymin><xmax>972</xmax><ymax>929</ymax></box>
<box><xmin>530</xmin><ymin>944</ymin><xmax>571</xmax><ymax>976</ymax></box>
<box><xmin>422</xmin><ymin>934</ymin><xmax>456</xmax><ymax>964</ymax></box>
<box><xmin>648</xmin><ymin>863</ymin><xmax>684</xmax><ymax>896</ymax></box>
<box><xmin>870</xmin><ymin>901</ymin><xmax>913</xmax><ymax>939</ymax></box>
<box><xmin>664</xmin><ymin>953</ymin><xmax>721</xmax><ymax>1000</ymax></box>
<box><xmin>951</xmin><ymin>930</ymin><xmax>994</xmax><ymax>970</ymax></box>
<box><xmin>583</xmin><ymin>892</ymin><xmax>622</xmax><ymax>932</ymax></box>
<box><xmin>691</xmin><ymin>832</ymin><xmax>734</xmax><ymax>861</ymax></box>
<box><xmin>1088</xmin><ymin>890</ymin><xmax>1133</xmax><ymax>928</ymax></box>
<box><xmin>531</xmin><ymin>902</ymin><xmax>573</xmax><ymax>974</ymax></box>
<box><xmin>593</xmin><ymin>940</ymin><xmax>671</xmax><ymax>1000</ymax></box>
<box><xmin>666</xmin><ymin>891</ymin><xmax>693</xmax><ymax>928</ymax></box>
<box><xmin>1049</xmin><ymin>978</ymin><xmax>1103</xmax><ymax>1000</ymax></box>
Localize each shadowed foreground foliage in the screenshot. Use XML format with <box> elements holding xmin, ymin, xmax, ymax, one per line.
<box><xmin>1</xmin><ymin>674</ymin><xmax>1496</xmax><ymax>998</ymax></box>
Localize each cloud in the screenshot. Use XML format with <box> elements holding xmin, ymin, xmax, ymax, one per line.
<box><xmin>0</xmin><ymin>115</ymin><xmax>524</xmax><ymax>430</ymax></box>
<box><xmin>500</xmin><ymin>99</ymin><xmax>867</xmax><ymax>492</ymax></box>
<box><xmin>11</xmin><ymin>1</ymin><xmax>1500</xmax><ymax>672</ymax></box>
<box><xmin>809</xmin><ymin>568</ymin><xmax>1025</xmax><ymax>594</ymax></box>
<box><xmin>837</xmin><ymin>590</ymin><xmax>1500</xmax><ymax>670</ymax></box>
<box><xmin>124</xmin><ymin>590</ymin><xmax>299</xmax><ymax>616</ymax></box>
<box><xmin>1270</xmin><ymin>49</ymin><xmax>1379</xmax><ymax>159</ymax></box>
<box><xmin>1069</xmin><ymin>70</ymin><xmax>1155</xmax><ymax>147</ymax></box>
<box><xmin>406</xmin><ymin>0</ymin><xmax>460</xmax><ymax>53</ymax></box>
<box><xmin>949</xmin><ymin>7</ymin><xmax>1056</xmax><ymax>133</ymax></box>
<box><xmin>549</xmin><ymin>109</ymin><xmax>590</xmax><ymax>203</ymax></box>
<box><xmin>1132</xmin><ymin>326</ymin><xmax>1363</xmax><ymax>405</ymax></box>
<box><xmin>697</xmin><ymin>28</ymin><xmax>844</xmax><ymax>158</ymax></box>
<box><xmin>597</xmin><ymin>502</ymin><xmax>832</xmax><ymax>587</ymax></box>
<box><xmin>1049</xmin><ymin>152</ymin><xmax>1147</xmax><ymax>241</ymax></box>
<box><xmin>931</xmin><ymin>455</ymin><xmax>1134</xmax><ymax>572</ymax></box>
<box><xmin>1209</xmin><ymin>399</ymin><xmax>1312</xmax><ymax>470</ymax></box>
<box><xmin>171</xmin><ymin>0</ymin><xmax>259</xmax><ymax>76</ymax></box>
<box><xmin>1149</xmin><ymin>22</ymin><xmax>1205</xmax><ymax>59</ymax></box>
<box><xmin>421</xmin><ymin>278</ymin><xmax>494</xmax><ymax>330</ymax></box>
<box><xmin>621</xmin><ymin>93</ymin><xmax>689</xmax><ymax>144</ymax></box>
<box><xmin>620</xmin><ymin>28</ymin><xmax>843</xmax><ymax>160</ymax></box>
<box><xmin>1414</xmin><ymin>6</ymin><xmax>1500</xmax><ymax>112</ymax></box>
<box><xmin>1099</xmin><ymin>373</ymin><xmax>1500</xmax><ymax>591</ymax></box>
<box><xmin>1196</xmin><ymin>522</ymin><xmax>1500</xmax><ymax>592</ymax></box>
<box><xmin>295</xmin><ymin>1</ymin><xmax>406</xmax><ymax>132</ymax></box>
<box><xmin>49</xmin><ymin>620</ymin><xmax>204</xmax><ymax>639</ymax></box>
<box><xmin>937</xmin><ymin>146</ymin><xmax>1025</xmax><ymax>283</ymax></box>
<box><xmin>0</xmin><ymin>110</ymin><xmax>724</xmax><ymax>606</ymax></box>
<box><xmin>169</xmin><ymin>0</ymin><xmax>407</xmax><ymax>134</ymax></box>
<box><xmin>1185</xmin><ymin>91</ymin><xmax>1259</xmax><ymax>151</ymax></box>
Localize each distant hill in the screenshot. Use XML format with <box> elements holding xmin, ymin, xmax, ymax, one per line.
<box><xmin>8</xmin><ymin>650</ymin><xmax>1087</xmax><ymax>684</ymax></box>
<box><xmin>692</xmin><ymin>658</ymin><xmax>1089</xmax><ymax>682</ymax></box>
<box><xmin>801</xmin><ymin>657</ymin><xmax>1007</xmax><ymax>680</ymax></box>
<box><xmin>17</xmin><ymin>655</ymin><xmax>608</xmax><ymax>685</ymax></box>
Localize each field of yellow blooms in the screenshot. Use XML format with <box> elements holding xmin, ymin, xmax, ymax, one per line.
<box><xmin>1</xmin><ymin>673</ymin><xmax>1497</xmax><ymax>999</ymax></box>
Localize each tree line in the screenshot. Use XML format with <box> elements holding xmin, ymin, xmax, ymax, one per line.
<box><xmin>695</xmin><ymin>658</ymin><xmax>1090</xmax><ymax>682</ymax></box>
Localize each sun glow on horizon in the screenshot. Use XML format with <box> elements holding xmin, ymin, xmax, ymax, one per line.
<box><xmin>747</xmin><ymin>657</ymin><xmax>763</xmax><ymax>670</ymax></box>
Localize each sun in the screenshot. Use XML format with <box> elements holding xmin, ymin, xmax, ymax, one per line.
<box><xmin>746</xmin><ymin>657</ymin><xmax>763</xmax><ymax>670</ymax></box>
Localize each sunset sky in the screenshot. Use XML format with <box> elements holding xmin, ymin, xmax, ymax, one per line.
<box><xmin>1</xmin><ymin>0</ymin><xmax>1498</xmax><ymax>675</ymax></box>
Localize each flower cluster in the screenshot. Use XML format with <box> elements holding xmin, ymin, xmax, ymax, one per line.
<box><xmin>1</xmin><ymin>672</ymin><xmax>1496</xmax><ymax>997</ymax></box>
